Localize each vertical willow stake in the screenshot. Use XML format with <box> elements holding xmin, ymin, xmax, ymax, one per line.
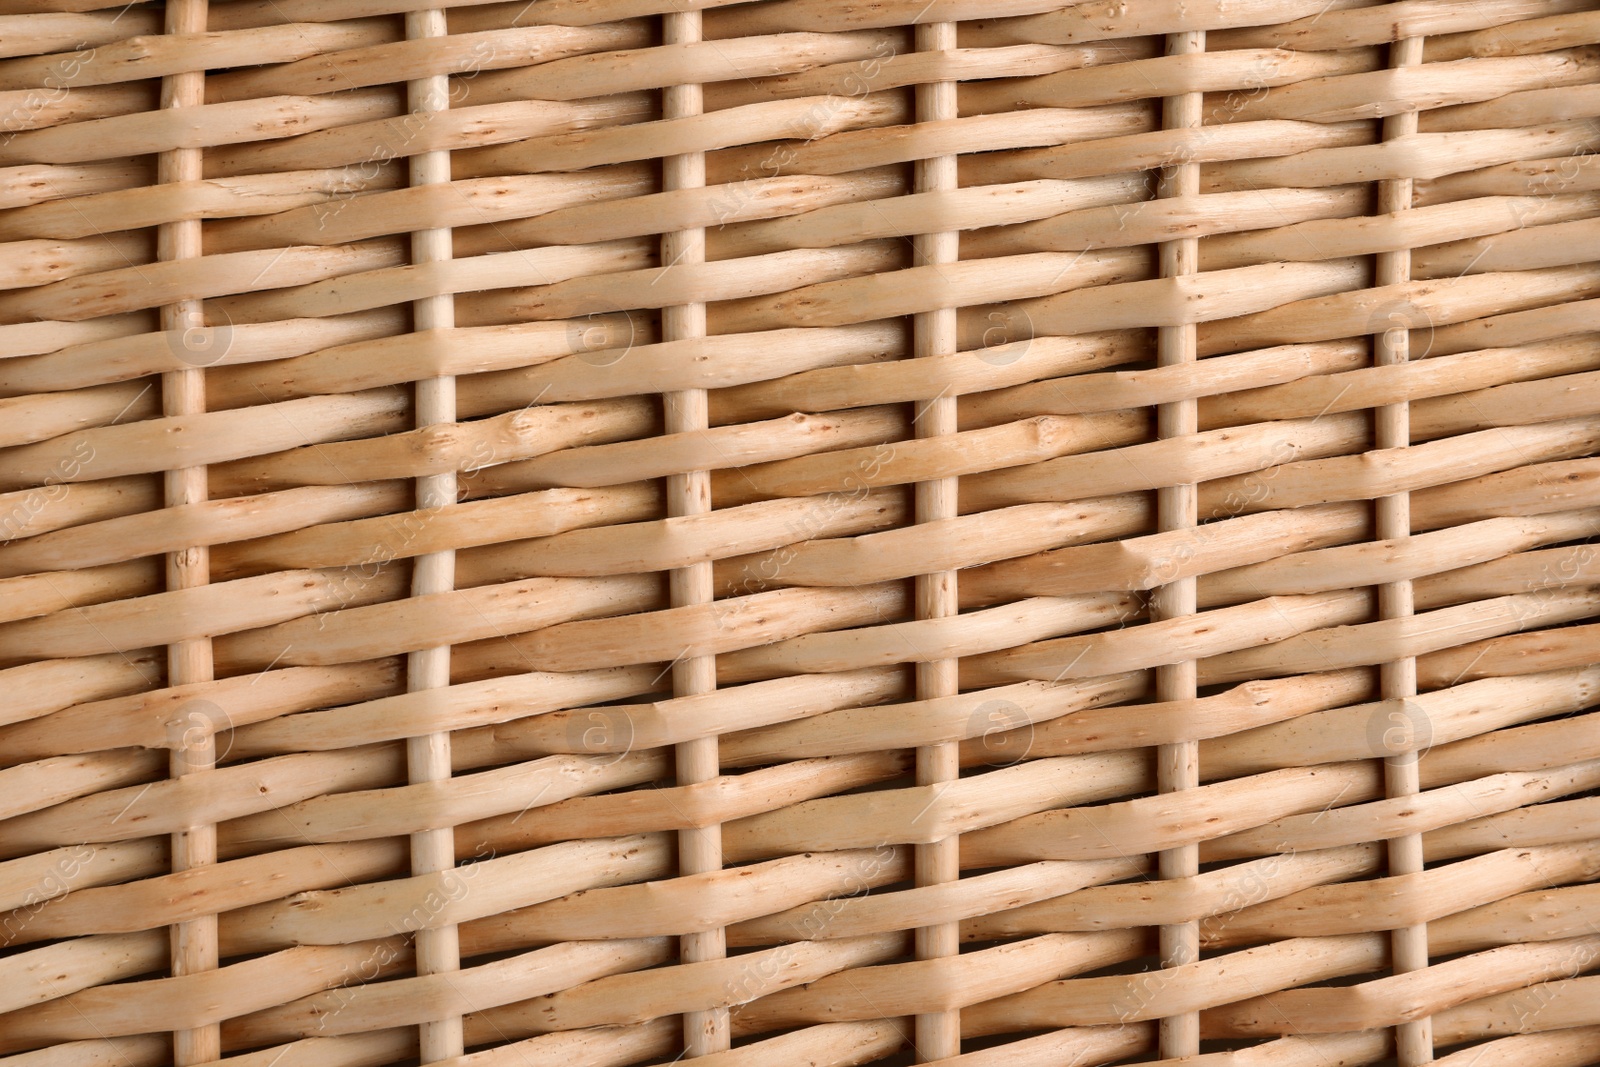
<box><xmin>912</xmin><ymin>17</ymin><xmax>961</xmax><ymax>1064</ymax></box>
<box><xmin>159</xmin><ymin>0</ymin><xmax>217</xmax><ymax>1062</ymax></box>
<box><xmin>1378</xmin><ymin>27</ymin><xmax>1435</xmax><ymax>1067</ymax></box>
<box><xmin>405</xmin><ymin>8</ymin><xmax>464</xmax><ymax>1061</ymax></box>
<box><xmin>1154</xmin><ymin>26</ymin><xmax>1204</xmax><ymax>1062</ymax></box>
<box><xmin>663</xmin><ymin>8</ymin><xmax>729</xmax><ymax>1057</ymax></box>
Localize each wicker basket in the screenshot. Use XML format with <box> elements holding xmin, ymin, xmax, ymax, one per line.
<box><xmin>2</xmin><ymin>0</ymin><xmax>1599</xmax><ymax>1064</ymax></box>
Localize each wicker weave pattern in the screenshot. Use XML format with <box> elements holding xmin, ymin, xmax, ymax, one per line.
<box><xmin>2</xmin><ymin>1</ymin><xmax>1600</xmax><ymax>1064</ymax></box>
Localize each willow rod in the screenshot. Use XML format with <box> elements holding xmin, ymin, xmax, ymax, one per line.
<box><xmin>1377</xmin><ymin>29</ymin><xmax>1436</xmax><ymax>1067</ymax></box>
<box><xmin>156</xmin><ymin>0</ymin><xmax>219</xmax><ymax>1062</ymax></box>
<box><xmin>910</xmin><ymin>16</ymin><xmax>963</xmax><ymax>1064</ymax></box>
<box><xmin>404</xmin><ymin>7</ymin><xmax>464</xmax><ymax>1061</ymax></box>
<box><xmin>1152</xmin><ymin>25</ymin><xmax>1205</xmax><ymax>1062</ymax></box>
<box><xmin>663</xmin><ymin>9</ymin><xmax>730</xmax><ymax>1058</ymax></box>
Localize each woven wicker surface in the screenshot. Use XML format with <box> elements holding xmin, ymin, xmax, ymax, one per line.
<box><xmin>2</xmin><ymin>0</ymin><xmax>1600</xmax><ymax>1064</ymax></box>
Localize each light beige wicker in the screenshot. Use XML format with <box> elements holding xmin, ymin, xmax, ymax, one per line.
<box><xmin>1</xmin><ymin>0</ymin><xmax>1599</xmax><ymax>1064</ymax></box>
